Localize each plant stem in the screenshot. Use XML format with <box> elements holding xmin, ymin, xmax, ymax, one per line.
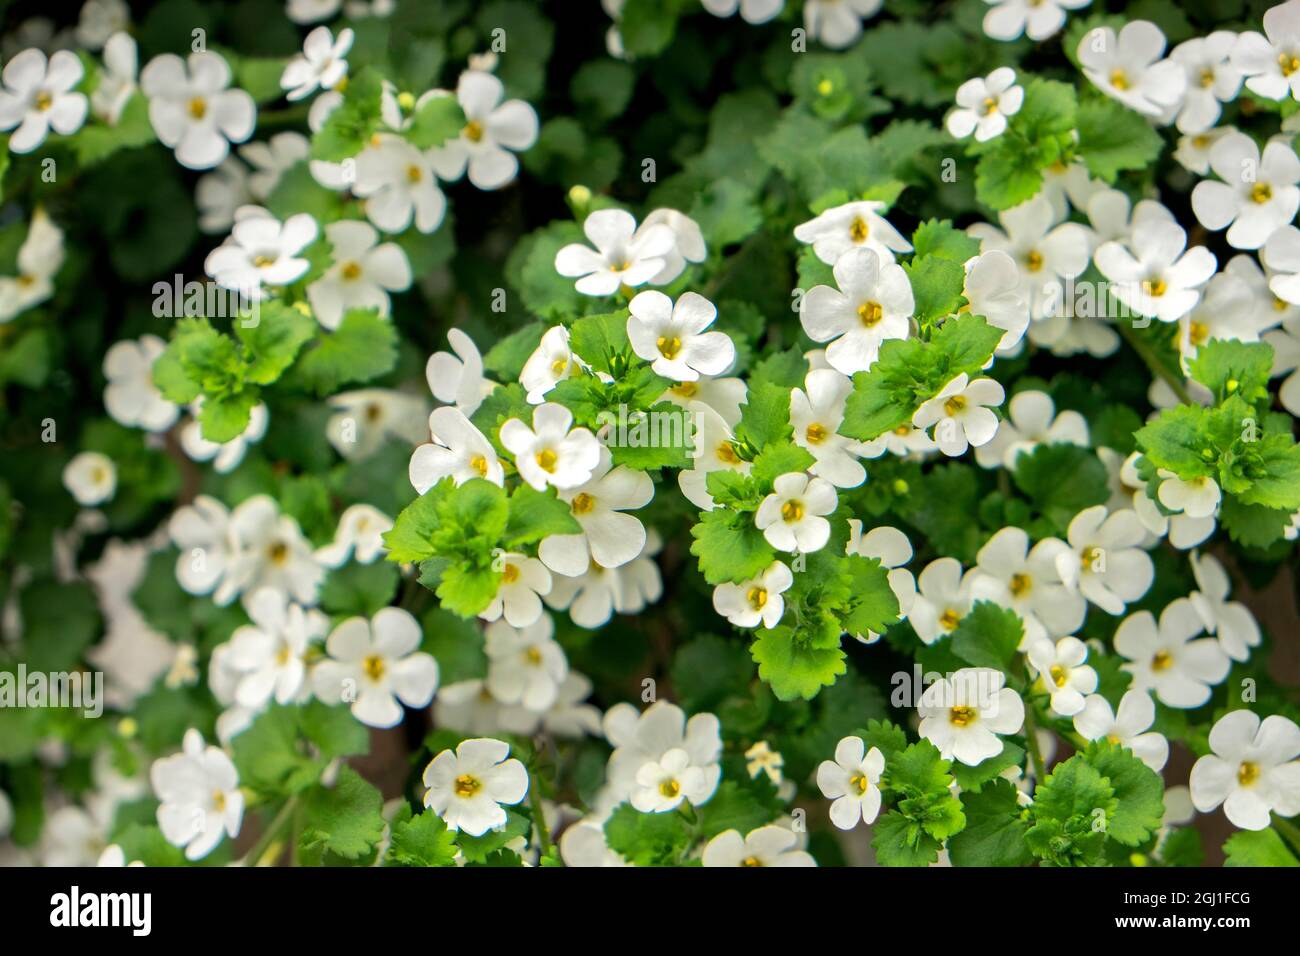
<box><xmin>1022</xmin><ymin>700</ymin><xmax>1047</xmax><ymax>784</ymax></box>
<box><xmin>1116</xmin><ymin>320</ymin><xmax>1192</xmax><ymax>405</ymax></box>
<box><xmin>1273</xmin><ymin>814</ymin><xmax>1300</xmax><ymax>856</ymax></box>
<box><xmin>245</xmin><ymin>796</ymin><xmax>298</xmax><ymax>867</ymax></box>
<box><xmin>528</xmin><ymin>775</ymin><xmax>552</xmax><ymax>858</ymax></box>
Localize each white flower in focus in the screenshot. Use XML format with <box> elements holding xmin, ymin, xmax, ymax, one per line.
<box><xmin>422</xmin><ymin>737</ymin><xmax>529</xmax><ymax>836</ymax></box>
<box><xmin>918</xmin><ymin>668</ymin><xmax>1025</xmax><ymax>766</ymax></box>
<box><xmin>1188</xmin><ymin>552</ymin><xmax>1261</xmax><ymax>662</ymax></box>
<box><xmin>500</xmin><ymin>402</ymin><xmax>602</xmax><ymax>492</ymax></box>
<box><xmin>1172</xmin><ymin>125</ymin><xmax>1234</xmax><ymax>175</ymax></box>
<box><xmin>1176</xmin><ymin>272</ymin><xmax>1263</xmax><ymax>368</ymax></box>
<box><xmin>63</xmin><ymin>451</ymin><xmax>116</xmax><ymax>506</ymax></box>
<box><xmin>313</xmin><ymin>608</ymin><xmax>439</xmax><ymax>727</ymax></box>
<box><xmin>103</xmin><ymin>335</ymin><xmax>178</xmax><ymax>432</ymax></box>
<box><xmin>307</xmin><ymin>220</ymin><xmax>411</xmax><ymax>329</ymax></box>
<box><xmin>963</xmin><ymin>250</ymin><xmax>1030</xmax><ymax>353</ymax></box>
<box><xmin>427</xmin><ymin>328</ymin><xmax>494</xmax><ymax>415</ymax></box>
<box><xmin>354</xmin><ymin>134</ymin><xmax>447</xmax><ymax>234</ymax></box>
<box><xmin>1078</xmin><ymin>21</ymin><xmax>1186</xmax><ymax>117</ymax></box>
<box><xmin>816</xmin><ymin>735</ymin><xmax>884</xmax><ymax>830</ymax></box>
<box><xmin>315</xmin><ymin>504</ymin><xmax>393</xmax><ymax>567</ymax></box>
<box><xmin>981</xmin><ymin>0</ymin><xmax>1090</xmax><ymax>42</ymax></box>
<box><xmin>908</xmin><ymin>557</ymin><xmax>973</xmax><ymax>645</ymax></box>
<box><xmin>1074</xmin><ymin>690</ymin><xmax>1169</xmax><ymax>772</ymax></box>
<box><xmin>1056</xmin><ymin>505</ymin><xmax>1154</xmax><ymax>615</ymax></box>
<box><xmin>794</xmin><ymin>199</ymin><xmax>912</xmax><ymax>267</ymax></box>
<box><xmin>947</xmin><ymin>68</ymin><xmax>1023</xmax><ymax>142</ymax></box>
<box><xmin>973</xmin><ymin>389</ymin><xmax>1088</xmax><ymax>470</ymax></box>
<box><xmin>1116</xmin><ymin>597</ymin><xmax>1230</xmax><ymax>708</ymax></box>
<box><xmin>409</xmin><ymin>407</ymin><xmax>504</xmax><ymax>491</ymax></box>
<box><xmin>639</xmin><ymin>208</ymin><xmax>707</xmax><ymax>285</ymax></box>
<box><xmin>605</xmin><ymin>701</ymin><xmax>721</xmax><ymax>810</ymax></box>
<box><xmin>968</xmin><ymin>526</ymin><xmax>1083</xmax><ymax>641</ymax></box>
<box><xmin>280</xmin><ymin>26</ymin><xmax>353</xmax><ymax>101</ymax></box>
<box><xmin>140</xmin><ymin>50</ymin><xmax>255</xmax><ymax>169</ymax></box>
<box><xmin>755</xmin><ymin>472</ymin><xmax>837</xmax><ymax>553</ymax></box>
<box><xmin>1027</xmin><ymin>636</ymin><xmax>1097</xmax><ymax>717</ymax></box>
<box><xmin>713</xmin><ymin>561</ymin><xmax>792</xmax><ymax>630</ymax></box>
<box><xmin>151</xmin><ymin>729</ymin><xmax>243</xmax><ymax>861</ymax></box>
<box><xmin>627</xmin><ymin>290</ymin><xmax>735</xmax><ymax>382</ymax></box>
<box><xmin>430</xmin><ymin>70</ymin><xmax>539</xmax><ymax>190</ymax></box>
<box><xmin>968</xmin><ymin>196</ymin><xmax>1091</xmax><ymax>319</ymax></box>
<box><xmin>1156</xmin><ymin>470</ymin><xmax>1221</xmax><ymax>520</ymax></box>
<box><xmin>791</xmin><ymin>369</ymin><xmax>869</xmax><ymax>488</ymax></box>
<box><xmin>799</xmin><ymin>247</ymin><xmax>913</xmax><ymax>376</ymax></box>
<box><xmin>0</xmin><ymin>49</ymin><xmax>87</xmax><ymax>153</ymax></box>
<box><xmin>481</xmin><ymin>553</ymin><xmax>552</xmax><ymax>628</ymax></box>
<box><xmin>1169</xmin><ymin>32</ymin><xmax>1242</xmax><ymax>133</ymax></box>
<box><xmin>538</xmin><ymin>446</ymin><xmax>654</xmax><ymax>577</ymax></box>
<box><xmin>1232</xmin><ymin>1</ymin><xmax>1300</xmax><ymax>102</ymax></box>
<box><xmin>913</xmin><ymin>373</ymin><xmax>1004</xmax><ymax>458</ymax></box>
<box><xmin>1094</xmin><ymin>218</ymin><xmax>1215</xmax><ymax>322</ymax></box>
<box><xmin>554</xmin><ymin>208</ymin><xmax>676</xmax><ymax>296</ymax></box>
<box><xmin>1189</xmin><ymin>710</ymin><xmax>1300</xmax><ymax>830</ymax></box>
<box><xmin>677</xmin><ymin>405</ymin><xmax>750</xmax><ymax>511</ymax></box>
<box><xmin>519</xmin><ymin>325</ymin><xmax>579</xmax><ymax>405</ymax></box>
<box><xmin>1191</xmin><ymin>132</ymin><xmax>1300</xmax><ymax>250</ymax></box>
<box><xmin>702</xmin><ymin>825</ymin><xmax>814</xmax><ymax>866</ymax></box>
<box><xmin>204</xmin><ymin>212</ymin><xmax>318</xmax><ymax>298</ymax></box>
<box><xmin>485</xmin><ymin>615</ymin><xmax>568</xmax><ymax>712</ymax></box>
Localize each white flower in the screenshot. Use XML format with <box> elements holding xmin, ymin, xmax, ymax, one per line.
<box><xmin>1191</xmin><ymin>132</ymin><xmax>1300</xmax><ymax>250</ymax></box>
<box><xmin>678</xmin><ymin>405</ymin><xmax>751</xmax><ymax>510</ymax></box>
<box><xmin>0</xmin><ymin>49</ymin><xmax>87</xmax><ymax>153</ymax></box>
<box><xmin>702</xmin><ymin>824</ymin><xmax>814</xmax><ymax>866</ymax></box>
<box><xmin>973</xmin><ymin>389</ymin><xmax>1088</xmax><ymax>470</ymax></box>
<box><xmin>0</xmin><ymin>207</ymin><xmax>65</xmax><ymax>322</ymax></box>
<box><xmin>1190</xmin><ymin>710</ymin><xmax>1300</xmax><ymax>830</ymax></box>
<box><xmin>701</xmin><ymin>0</ymin><xmax>783</xmax><ymax>25</ymax></box>
<box><xmin>794</xmin><ymin>199</ymin><xmax>911</xmax><ymax>267</ymax></box>
<box><xmin>554</xmin><ymin>208</ymin><xmax>676</xmax><ymax>296</ymax></box>
<box><xmin>313</xmin><ymin>608</ymin><xmax>438</xmax><ymax>727</ymax></box>
<box><xmin>1156</xmin><ymin>470</ymin><xmax>1221</xmax><ymax>519</ymax></box>
<box><xmin>538</xmin><ymin>446</ymin><xmax>653</xmax><ymax>576</ymax></box>
<box><xmin>482</xmin><ymin>553</ymin><xmax>552</xmax><ymax>628</ymax></box>
<box><xmin>791</xmin><ymin>369</ymin><xmax>868</xmax><ymax>487</ymax></box>
<box><xmin>1120</xmin><ymin>453</ymin><xmax>1217</xmax><ymax>550</ymax></box>
<box><xmin>1078</xmin><ymin>21</ymin><xmax>1186</xmax><ymax>117</ymax></box>
<box><xmin>1264</xmin><ymin>225</ymin><xmax>1300</xmax><ymax>317</ymax></box>
<box><xmin>948</xmin><ymin>68</ymin><xmax>1023</xmax><ymax>142</ymax></box>
<box><xmin>169</xmin><ymin>495</ymin><xmax>240</xmax><ymax>604</ymax></box>
<box><xmin>500</xmin><ymin>402</ymin><xmax>602</xmax><ymax>491</ymax></box>
<box><xmin>918</xmin><ymin>668</ymin><xmax>1025</xmax><ymax>765</ymax></box>
<box><xmin>640</xmin><ymin>208</ymin><xmax>707</xmax><ymax>285</ymax></box>
<box><xmin>1056</xmin><ymin>505</ymin><xmax>1154</xmax><ymax>615</ymax></box>
<box><xmin>633</xmin><ymin>748</ymin><xmax>715</xmax><ymax>812</ymax></box>
<box><xmin>1027</xmin><ymin>636</ymin><xmax>1097</xmax><ymax>716</ymax></box>
<box><xmin>354</xmin><ymin>134</ymin><xmax>447</xmax><ymax>233</ymax></box>
<box><xmin>816</xmin><ymin>736</ymin><xmax>884</xmax><ymax>829</ymax></box>
<box><xmin>909</xmin><ymin>557</ymin><xmax>973</xmax><ymax>645</ymax></box>
<box><xmin>196</xmin><ymin>158</ymin><xmax>252</xmax><ymax>233</ymax></box>
<box><xmin>803</xmin><ymin>0</ymin><xmax>881</xmax><ymax>49</ymax></box>
<box><xmin>1084</xmin><ymin>188</ymin><xmax>1175</xmax><ymax>249</ymax></box>
<box><xmin>605</xmin><ymin>700</ymin><xmax>722</xmax><ymax>808</ymax></box>
<box><xmin>1169</xmin><ymin>32</ymin><xmax>1243</xmax><ymax>133</ymax></box>
<box><xmin>755</xmin><ymin>472</ymin><xmax>837</xmax><ymax>553</ymax></box>
<box><xmin>281</xmin><ymin>26</ymin><xmax>353</xmax><ymax>101</ymax></box>
<box><xmin>180</xmin><ymin>400</ymin><xmax>268</xmax><ymax>473</ymax></box>
<box><xmin>241</xmin><ymin>132</ymin><xmax>309</xmax><ymax>200</ymax></box>
<box><xmin>225</xmin><ymin>588</ymin><xmax>328</xmax><ymax>709</ymax></box>
<box><xmin>422</xmin><ymin>737</ymin><xmax>529</xmax><ymax>836</ymax></box>
<box><xmin>410</xmin><ymin>407</ymin><xmax>504</xmax><ymax>491</ymax></box>
<box><xmin>982</xmin><ymin>0</ymin><xmax>1090</xmax><ymax>42</ymax></box>
<box><xmin>151</xmin><ymin>729</ymin><xmax>243</xmax><ymax>861</ymax></box>
<box><xmin>659</xmin><ymin>374</ymin><xmax>745</xmax><ymax>428</ymax></box>
<box><xmin>969</xmin><ymin>196</ymin><xmax>1091</xmax><ymax>320</ymax></box>
<box><xmin>430</xmin><ymin>70</ymin><xmax>538</xmax><ymax>190</ymax></box>
<box><xmin>326</xmin><ymin>388</ymin><xmax>428</xmax><ymax>460</ymax></box>
<box><xmin>545</xmin><ymin>547</ymin><xmax>664</xmax><ymax>628</ymax></box>
<box><xmin>63</xmin><ymin>452</ymin><xmax>116</xmax><ymax>506</ymax></box>
<box><xmin>627</xmin><ymin>290</ymin><xmax>735</xmax><ymax>381</ymax></box>
<box><xmin>103</xmin><ymin>335</ymin><xmax>178</xmax><ymax>432</ymax></box>
<box><xmin>226</xmin><ymin>494</ymin><xmax>325</xmax><ymax>606</ymax></box>
<box><xmin>485</xmin><ymin>615</ymin><xmax>568</xmax><ymax>712</ymax></box>
<box><xmin>1116</xmin><ymin>597</ymin><xmax>1230</xmax><ymax>708</ymax></box>
<box><xmin>1173</xmin><ymin>125</ymin><xmax>1234</xmax><ymax>175</ymax></box>
<box><xmin>963</xmin><ymin>250</ymin><xmax>1030</xmax><ymax>353</ymax></box>
<box><xmin>427</xmin><ymin>328</ymin><xmax>494</xmax><ymax>414</ymax></box>
<box><xmin>497</xmin><ymin>671</ymin><xmax>603</xmax><ymax>738</ymax></box>
<box><xmin>1227</xmin><ymin>248</ymin><xmax>1299</xmax><ymax>331</ymax></box>
<box><xmin>1074</xmin><ymin>690</ymin><xmax>1169</xmax><ymax>771</ymax></box>
<box><xmin>845</xmin><ymin>522</ymin><xmax>916</xmax><ymax>642</ymax></box>
<box><xmin>96</xmin><ymin>845</ymin><xmax>143</xmax><ymax>867</ymax></box>
<box><xmin>1232</xmin><ymin>0</ymin><xmax>1300</xmax><ymax>101</ymax></box>
<box><xmin>1094</xmin><ymin>218</ymin><xmax>1215</xmax><ymax>322</ymax></box>
<box><xmin>913</xmin><ymin>373</ymin><xmax>1004</xmax><ymax>458</ymax></box>
<box><xmin>141</xmin><ymin>51</ymin><xmax>255</xmax><ymax>169</ymax></box>
<box><xmin>92</xmin><ymin>31</ymin><xmax>137</xmax><ymax>125</ymax></box>
<box><xmin>314</xmin><ymin>504</ymin><xmax>392</xmax><ymax>567</ymax></box>
<box><xmin>1177</xmin><ymin>272</ymin><xmax>1263</xmax><ymax>368</ymax></box>
<box><xmin>799</xmin><ymin>247</ymin><xmax>912</xmax><ymax>376</ymax></box>
<box><xmin>305</xmin><ymin>220</ymin><xmax>411</xmax><ymax>329</ymax></box>
<box><xmin>969</xmin><ymin>527</ymin><xmax>1083</xmax><ymax>641</ymax></box>
<box><xmin>713</xmin><ymin>561</ymin><xmax>793</xmax><ymax>629</ymax></box>
<box><xmin>519</xmin><ymin>325</ymin><xmax>579</xmax><ymax>404</ymax></box>
<box><xmin>860</xmin><ymin>420</ymin><xmax>938</xmax><ymax>458</ymax></box>
<box><xmin>745</xmin><ymin>740</ymin><xmax>785</xmax><ymax>785</ymax></box>
<box><xmin>205</xmin><ymin>212</ymin><xmax>319</xmax><ymax>298</ymax></box>
<box><xmin>1189</xmin><ymin>552</ymin><xmax>1261</xmax><ymax>662</ymax></box>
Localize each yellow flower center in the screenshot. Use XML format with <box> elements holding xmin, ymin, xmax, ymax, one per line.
<box><xmin>1199</xmin><ymin>68</ymin><xmax>1216</xmax><ymax>88</ymax></box>
<box><xmin>1280</xmin><ymin>53</ymin><xmax>1300</xmax><ymax>76</ymax></box>
<box><xmin>747</xmin><ymin>586</ymin><xmax>768</xmax><ymax>610</ymax></box>
<box><xmin>805</xmin><ymin>422</ymin><xmax>828</xmax><ymax>444</ymax></box>
<box><xmin>1251</xmin><ymin>182</ymin><xmax>1273</xmax><ymax>204</ymax></box>
<box><xmin>741</xmin><ymin>855</ymin><xmax>764</xmax><ymax>867</ymax></box>
<box><xmin>1081</xmin><ymin>546</ymin><xmax>1102</xmax><ymax>571</ymax></box>
<box><xmin>463</xmin><ymin>120</ymin><xmax>484</xmax><ymax>143</ymax></box>
<box><xmin>212</xmin><ymin>790</ymin><xmax>226</xmax><ymax>812</ymax></box>
<box><xmin>849</xmin><ymin>217</ymin><xmax>869</xmax><ymax>243</ymax></box>
<box><xmin>536</xmin><ymin>448</ymin><xmax>558</xmax><ymax>472</ymax></box>
<box><xmin>35</xmin><ymin>91</ymin><xmax>53</xmax><ymax>112</ymax></box>
<box><xmin>406</xmin><ymin>164</ymin><xmax>423</xmax><ymax>183</ymax></box>
<box><xmin>275</xmin><ymin>644</ymin><xmax>292</xmax><ymax>666</ymax></box>
<box><xmin>550</xmin><ymin>357</ymin><xmax>569</xmax><ymax>376</ymax></box>
<box><xmin>1024</xmin><ymin>250</ymin><xmax>1044</xmax><ymax>272</ymax></box>
<box><xmin>858</xmin><ymin>301</ymin><xmax>883</xmax><ymax>327</ymax></box>
<box><xmin>253</xmin><ymin>253</ymin><xmax>278</xmax><ymax>268</ymax></box>
<box><xmin>502</xmin><ymin>563</ymin><xmax>520</xmax><ymax>584</ymax></box>
<box><xmin>671</xmin><ymin>381</ymin><xmax>698</xmax><ymax>397</ymax></box>
<box><xmin>188</xmin><ymin>97</ymin><xmax>207</xmax><ymax>119</ymax></box>
<box><xmin>1009</xmin><ymin>572</ymin><xmax>1031</xmax><ymax>596</ymax></box>
<box><xmin>716</xmin><ymin>442</ymin><xmax>741</xmax><ymax>465</ymax></box>
<box><xmin>949</xmin><ymin>705</ymin><xmax>977</xmax><ymax>727</ymax></box>
<box><xmin>267</xmin><ymin>541</ymin><xmax>289</xmax><ymax>565</ymax></box>
<box><xmin>454</xmin><ymin>773</ymin><xmax>482</xmax><ymax>798</ymax></box>
<box><xmin>657</xmin><ymin>335</ymin><xmax>682</xmax><ymax>360</ymax></box>
<box><xmin>571</xmin><ymin>492</ymin><xmax>595</xmax><ymax>515</ymax></box>
<box><xmin>1109</xmin><ymin>68</ymin><xmax>1130</xmax><ymax>91</ymax></box>
<box><xmin>1049</xmin><ymin>664</ymin><xmax>1069</xmax><ymax>688</ymax></box>
<box><xmin>363</xmin><ymin>654</ymin><xmax>386</xmax><ymax>681</ymax></box>
<box><xmin>940</xmin><ymin>608</ymin><xmax>962</xmax><ymax>631</ymax></box>
<box><xmin>1237</xmin><ymin>761</ymin><xmax>1261</xmax><ymax>786</ymax></box>
<box><xmin>981</xmin><ymin>96</ymin><xmax>998</xmax><ymax>116</ymax></box>
<box><xmin>470</xmin><ymin>454</ymin><xmax>489</xmax><ymax>477</ymax></box>
<box><xmin>341</xmin><ymin>261</ymin><xmax>363</xmax><ymax>281</ymax></box>
<box><xmin>525</xmin><ymin>646</ymin><xmax>543</xmax><ymax>665</ymax></box>
<box><xmin>1188</xmin><ymin>320</ymin><xmax>1210</xmax><ymax>347</ymax></box>
<box><xmin>1151</xmin><ymin>649</ymin><xmax>1173</xmax><ymax>672</ymax></box>
<box><xmin>893</xmin><ymin>424</ymin><xmax>912</xmax><ymax>436</ymax></box>
<box><xmin>849</xmin><ymin>772</ymin><xmax>870</xmax><ymax>795</ymax></box>
<box><xmin>943</xmin><ymin>395</ymin><xmax>967</xmax><ymax>417</ymax></box>
<box><xmin>659</xmin><ymin>778</ymin><xmax>681</xmax><ymax>799</ymax></box>
<box><xmin>1143</xmin><ymin>277</ymin><xmax>1168</xmax><ymax>297</ymax></box>
<box><xmin>780</xmin><ymin>499</ymin><xmax>804</xmax><ymax>523</ymax></box>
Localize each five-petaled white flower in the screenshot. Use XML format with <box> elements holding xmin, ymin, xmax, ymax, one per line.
<box><xmin>794</xmin><ymin>199</ymin><xmax>912</xmax><ymax>267</ymax></box>
<box><xmin>816</xmin><ymin>736</ymin><xmax>884</xmax><ymax>830</ymax></box>
<box><xmin>918</xmin><ymin>668</ymin><xmax>1025</xmax><ymax>766</ymax></box>
<box><xmin>1156</xmin><ymin>470</ymin><xmax>1221</xmax><ymax>519</ymax></box>
<box><xmin>410</xmin><ymin>407</ymin><xmax>505</xmax><ymax>492</ymax></box>
<box><xmin>1056</xmin><ymin>505</ymin><xmax>1154</xmax><ymax>615</ymax></box>
<box><xmin>423</xmin><ymin>737</ymin><xmax>529</xmax><ymax>836</ymax></box>
<box><xmin>1189</xmin><ymin>551</ymin><xmax>1262</xmax><ymax>662</ymax></box>
<box><xmin>605</xmin><ymin>700</ymin><xmax>722</xmax><ymax>809</ymax></box>
<box><xmin>1028</xmin><ymin>636</ymin><xmax>1098</xmax><ymax>717</ymax></box>
<box><xmin>538</xmin><ymin>446</ymin><xmax>654</xmax><ymax>577</ymax></box>
<box><xmin>913</xmin><ymin>373</ymin><xmax>1005</xmax><ymax>458</ymax></box>
<box><xmin>627</xmin><ymin>290</ymin><xmax>735</xmax><ymax>382</ymax></box>
<box><xmin>1169</xmin><ymin>32</ymin><xmax>1242</xmax><ymax>133</ymax></box>
<box><xmin>205</xmin><ymin>211</ymin><xmax>319</xmax><ymax>298</ymax></box>
<box><xmin>713</xmin><ymin>561</ymin><xmax>793</xmax><ymax>630</ymax></box>
<box><xmin>1094</xmin><ymin>218</ymin><xmax>1215</xmax><ymax>322</ymax></box>
<box><xmin>1191</xmin><ymin>132</ymin><xmax>1300</xmax><ymax>250</ymax></box>
<box><xmin>485</xmin><ymin>615</ymin><xmax>569</xmax><ymax>712</ymax></box>
<box><xmin>1232</xmin><ymin>0</ymin><xmax>1300</xmax><ymax>102</ymax></box>
<box><xmin>702</xmin><ymin>825</ymin><xmax>814</xmax><ymax>867</ymax></box>
<box><xmin>1189</xmin><ymin>710</ymin><xmax>1300</xmax><ymax>830</ymax></box>
<box><xmin>981</xmin><ymin>0</ymin><xmax>1090</xmax><ymax>43</ymax></box>
<box><xmin>968</xmin><ymin>526</ymin><xmax>1083</xmax><ymax>642</ymax></box>
<box><xmin>280</xmin><ymin>25</ymin><xmax>353</xmax><ymax>102</ymax></box>
<box><xmin>354</xmin><ymin>134</ymin><xmax>447</xmax><ymax>234</ymax></box>
<box><xmin>313</xmin><ymin>607</ymin><xmax>439</xmax><ymax>728</ymax></box>
<box><xmin>973</xmin><ymin>389</ymin><xmax>1088</xmax><ymax>470</ymax></box>
<box><xmin>1115</xmin><ymin>597</ymin><xmax>1230</xmax><ymax>708</ymax></box>
<box><xmin>968</xmin><ymin>196</ymin><xmax>1091</xmax><ymax>319</ymax></box>
<box><xmin>554</xmin><ymin>208</ymin><xmax>676</xmax><ymax>296</ymax></box>
<box><xmin>908</xmin><ymin>557</ymin><xmax>973</xmax><ymax>645</ymax></box>
<box><xmin>791</xmin><ymin>369</ymin><xmax>869</xmax><ymax>487</ymax></box>
<box><xmin>800</xmin><ymin>247</ymin><xmax>913</xmax><ymax>376</ymax></box>
<box><xmin>307</xmin><ymin>220</ymin><xmax>411</xmax><ymax>329</ymax></box>
<box><xmin>0</xmin><ymin>49</ymin><xmax>88</xmax><ymax>153</ymax></box>
<box><xmin>151</xmin><ymin>729</ymin><xmax>243</xmax><ymax>861</ymax></box>
<box><xmin>482</xmin><ymin>552</ymin><xmax>553</xmax><ymax>629</ymax></box>
<box><xmin>141</xmin><ymin>50</ymin><xmax>255</xmax><ymax>169</ymax></box>
<box><xmin>1078</xmin><ymin>21</ymin><xmax>1186</xmax><ymax>117</ymax></box>
<box><xmin>947</xmin><ymin>67</ymin><xmax>1023</xmax><ymax>142</ymax></box>
<box><xmin>1074</xmin><ymin>690</ymin><xmax>1169</xmax><ymax>772</ymax></box>
<box><xmin>431</xmin><ymin>70</ymin><xmax>539</xmax><ymax>190</ymax></box>
<box><xmin>755</xmin><ymin>472</ymin><xmax>837</xmax><ymax>553</ymax></box>
<box><xmin>225</xmin><ymin>587</ymin><xmax>328</xmax><ymax>709</ymax></box>
<box><xmin>500</xmin><ymin>402</ymin><xmax>602</xmax><ymax>492</ymax></box>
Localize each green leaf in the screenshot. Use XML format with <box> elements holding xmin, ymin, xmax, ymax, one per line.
<box><xmin>948</xmin><ymin>778</ymin><xmax>1033</xmax><ymax>866</ymax></box>
<box><xmin>841</xmin><ymin>555</ymin><xmax>902</xmax><ymax>639</ymax></box>
<box><xmin>1188</xmin><ymin>339</ymin><xmax>1274</xmax><ymax>404</ymax></box>
<box><xmin>750</xmin><ymin>625</ymin><xmax>846</xmax><ymax>701</ymax></box>
<box><xmin>1134</xmin><ymin>405</ymin><xmax>1215</xmax><ymax>478</ymax></box>
<box><xmin>237</xmin><ymin>301</ymin><xmax>317</xmax><ymax>385</ymax></box>
<box><xmin>1013</xmin><ymin>444</ymin><xmax>1110</xmax><ymax>533</ymax></box>
<box><xmin>750</xmin><ymin>440</ymin><xmax>815</xmax><ymax>486</ymax></box>
<box><xmin>603</xmin><ymin>802</ymin><xmax>691</xmax><ymax>866</ymax></box>
<box><xmin>483</xmin><ymin>322</ymin><xmax>546</xmax><ymax>381</ymax></box>
<box><xmin>735</xmin><ymin>381</ymin><xmax>794</xmax><ymax>449</ymax></box>
<box><xmin>696</xmin><ymin>781</ymin><xmax>780</xmax><ymax>839</ymax></box>
<box><xmin>872</xmin><ymin>810</ymin><xmax>942</xmax><ymax>866</ymax></box>
<box><xmin>384</xmin><ymin>483</ymin><xmax>449</xmax><ymax>563</ymax></box>
<box><xmin>320</xmin><ymin>561</ymin><xmax>400</xmax><ymax>617</ymax></box>
<box><xmin>950</xmin><ymin>742</ymin><xmax>1026</xmax><ymax>793</ymax></box>
<box><xmin>689</xmin><ymin>508</ymin><xmax>777</xmax><ymax>585</ymax></box>
<box><xmin>293</xmin><ymin>309</ymin><xmax>399</xmax><ymax>396</ymax></box>
<box><xmin>299</xmin><ymin>766</ymin><xmax>386</xmax><ymax>860</ymax></box>
<box><xmin>1081</xmin><ymin>741</ymin><xmax>1164</xmax><ymax>847</ymax></box>
<box><xmin>456</xmin><ymin>807</ymin><xmax>532</xmax><ymax>863</ymax></box>
<box><xmin>312</xmin><ymin>67</ymin><xmax>384</xmax><ymax>161</ymax></box>
<box><xmin>405</xmin><ymin>94</ymin><xmax>466</xmax><ymax>149</ymax></box>
<box><xmin>911</xmin><ymin>219</ymin><xmax>982</xmax><ymax>263</ymax></box>
<box><xmin>505</xmin><ymin>484</ymin><xmax>582</xmax><ymax>548</ymax></box>
<box><xmin>384</xmin><ymin>807</ymin><xmax>458</xmax><ymax>867</ymax></box>
<box><xmin>950</xmin><ymin>601</ymin><xmax>1023</xmax><ymax>671</ymax></box>
<box><xmin>569</xmin><ymin>310</ymin><xmax>631</xmax><ymax>374</ymax></box>
<box><xmin>1075</xmin><ymin>98</ymin><xmax>1163</xmax><ymax>182</ymax></box>
<box><xmin>1223</xmin><ymin>828</ymin><xmax>1300</xmax><ymax>867</ymax></box>
<box><xmin>904</xmin><ymin>255</ymin><xmax>967</xmax><ymax>327</ymax></box>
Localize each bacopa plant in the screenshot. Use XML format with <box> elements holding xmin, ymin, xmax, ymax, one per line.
<box><xmin>0</xmin><ymin>0</ymin><xmax>1298</xmax><ymax>871</ymax></box>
